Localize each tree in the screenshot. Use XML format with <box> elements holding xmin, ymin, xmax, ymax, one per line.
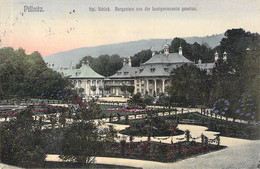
<box><xmin>240</xmin><ymin>45</ymin><xmax>260</xmax><ymax>120</ymax></box>
<box><xmin>0</xmin><ymin>47</ymin><xmax>71</xmax><ymax>99</ymax></box>
<box><xmin>169</xmin><ymin>64</ymin><xmax>211</xmax><ymax>107</ymax></box>
<box><xmin>126</xmin><ymin>86</ymin><xmax>135</xmax><ymax>96</ymax></box>
<box><xmin>142</xmin><ymin>94</ymin><xmax>154</xmax><ymax>105</ymax></box>
<box><xmin>76</xmin><ymin>55</ymin><xmax>123</xmax><ymax>77</ymax></box>
<box><xmin>169</xmin><ymin>38</ymin><xmax>214</xmax><ymax>63</ymax></box>
<box><xmin>60</xmin><ymin>100</ymin><xmax>104</xmax><ymax>166</ymax></box>
<box><xmin>127</xmin><ymin>92</ymin><xmax>144</xmax><ymax>107</ymax></box>
<box><xmin>120</xmin><ymin>85</ymin><xmax>127</xmax><ymax>97</ymax></box>
<box><xmin>0</xmin><ymin>109</ymin><xmax>46</xmax><ymax>168</ymax></box>
<box><xmin>216</xmin><ymin>28</ymin><xmax>260</xmax><ymax>71</ymax></box>
<box><xmin>76</xmin><ymin>56</ymin><xmax>94</xmax><ymax>69</ymax></box>
<box><xmin>131</xmin><ymin>50</ymin><xmax>153</xmax><ymax>67</ymax></box>
<box><xmin>61</xmin><ymin>122</ymin><xmax>103</xmax><ymax>165</ymax></box>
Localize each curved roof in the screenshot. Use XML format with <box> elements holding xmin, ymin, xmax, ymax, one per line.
<box><xmin>109</xmin><ymin>65</ymin><xmax>139</xmax><ymax>79</ymax></box>
<box><xmin>143</xmin><ymin>52</ymin><xmax>193</xmax><ymax>65</ymax></box>
<box><xmin>70</xmin><ymin>64</ymin><xmax>104</xmax><ymax>79</ymax></box>
<box><xmin>137</xmin><ymin>64</ymin><xmax>171</xmax><ymax>77</ymax></box>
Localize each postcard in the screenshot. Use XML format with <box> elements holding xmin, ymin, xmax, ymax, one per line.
<box><xmin>0</xmin><ymin>0</ymin><xmax>259</xmax><ymax>169</ymax></box>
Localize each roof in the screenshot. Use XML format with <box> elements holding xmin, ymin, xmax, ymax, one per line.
<box><xmin>70</xmin><ymin>63</ymin><xmax>104</xmax><ymax>79</ymax></box>
<box><xmin>137</xmin><ymin>64</ymin><xmax>171</xmax><ymax>77</ymax></box>
<box><xmin>61</xmin><ymin>68</ymin><xmax>76</xmax><ymax>77</ymax></box>
<box><xmin>136</xmin><ymin>52</ymin><xmax>194</xmax><ymax>77</ymax></box>
<box><xmin>109</xmin><ymin>65</ymin><xmax>139</xmax><ymax>79</ymax></box>
<box><xmin>143</xmin><ymin>52</ymin><xmax>193</xmax><ymax>65</ymax></box>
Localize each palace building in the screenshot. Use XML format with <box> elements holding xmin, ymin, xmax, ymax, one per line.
<box><xmin>49</xmin><ymin>43</ymin><xmax>222</xmax><ymax>99</ymax></box>
<box><xmin>49</xmin><ymin>60</ymin><xmax>104</xmax><ymax>100</ymax></box>
<box><xmin>105</xmin><ymin>43</ymin><xmax>215</xmax><ymax>97</ymax></box>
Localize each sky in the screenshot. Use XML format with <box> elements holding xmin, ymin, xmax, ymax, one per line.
<box><xmin>0</xmin><ymin>0</ymin><xmax>260</xmax><ymax>56</ymax></box>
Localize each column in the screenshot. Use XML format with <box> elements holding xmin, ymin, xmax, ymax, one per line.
<box><xmin>96</xmin><ymin>80</ymin><xmax>98</xmax><ymax>95</ymax></box>
<box><xmin>146</xmin><ymin>79</ymin><xmax>149</xmax><ymax>94</ymax></box>
<box><xmin>154</xmin><ymin>79</ymin><xmax>157</xmax><ymax>95</ymax></box>
<box><xmin>162</xmin><ymin>79</ymin><xmax>165</xmax><ymax>93</ymax></box>
<box><xmin>113</xmin><ymin>88</ymin><xmax>115</xmax><ymax>95</ymax></box>
<box><xmin>85</xmin><ymin>80</ymin><xmax>87</xmax><ymax>95</ymax></box>
<box><xmin>116</xmin><ymin>87</ymin><xmax>118</xmax><ymax>96</ymax></box>
<box><xmin>134</xmin><ymin>79</ymin><xmax>137</xmax><ymax>94</ymax></box>
<box><xmin>90</xmin><ymin>80</ymin><xmax>93</xmax><ymax>96</ymax></box>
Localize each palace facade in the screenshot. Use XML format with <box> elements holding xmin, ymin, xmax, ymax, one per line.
<box><xmin>105</xmin><ymin>43</ymin><xmax>215</xmax><ymax>97</ymax></box>
<box><xmin>49</xmin><ymin>43</ymin><xmax>223</xmax><ymax>99</ymax></box>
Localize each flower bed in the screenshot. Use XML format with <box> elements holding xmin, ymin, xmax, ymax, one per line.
<box><xmin>119</xmin><ymin>116</ymin><xmax>184</xmax><ymax>137</ymax></box>
<box><xmin>102</xmin><ymin>141</ymin><xmax>225</xmax><ymax>163</ymax></box>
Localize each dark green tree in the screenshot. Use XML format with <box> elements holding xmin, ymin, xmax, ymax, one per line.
<box><xmin>131</xmin><ymin>50</ymin><xmax>153</xmax><ymax>67</ymax></box>
<box><xmin>0</xmin><ymin>109</ymin><xmax>46</xmax><ymax>168</ymax></box>
<box><xmin>169</xmin><ymin>64</ymin><xmax>211</xmax><ymax>107</ymax></box>
<box><xmin>127</xmin><ymin>92</ymin><xmax>144</xmax><ymax>107</ymax></box>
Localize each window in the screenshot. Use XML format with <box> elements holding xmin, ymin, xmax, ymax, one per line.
<box><xmin>139</xmin><ymin>69</ymin><xmax>143</xmax><ymax>73</ymax></box>
<box><xmin>117</xmin><ymin>72</ymin><xmax>122</xmax><ymax>75</ymax></box>
<box><xmin>150</xmin><ymin>68</ymin><xmax>155</xmax><ymax>72</ymax></box>
<box><xmin>124</xmin><ymin>72</ymin><xmax>129</xmax><ymax>75</ymax></box>
<box><xmin>164</xmin><ymin>68</ymin><xmax>169</xmax><ymax>72</ymax></box>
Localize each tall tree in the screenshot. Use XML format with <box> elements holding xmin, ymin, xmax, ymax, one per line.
<box><xmin>215</xmin><ymin>28</ymin><xmax>260</xmax><ymax>71</ymax></box>
<box><xmin>131</xmin><ymin>50</ymin><xmax>152</xmax><ymax>67</ymax></box>
<box><xmin>0</xmin><ymin>47</ymin><xmax>71</xmax><ymax>99</ymax></box>
<box><xmin>169</xmin><ymin>64</ymin><xmax>211</xmax><ymax>107</ymax></box>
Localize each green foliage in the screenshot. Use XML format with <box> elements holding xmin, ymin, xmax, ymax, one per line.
<box><xmin>156</xmin><ymin>94</ymin><xmax>172</xmax><ymax>106</ymax></box>
<box><xmin>104</xmin><ymin>125</ymin><xmax>118</xmax><ymax>143</ymax></box>
<box><xmin>122</xmin><ymin>116</ymin><xmax>180</xmax><ymax>137</ymax></box>
<box><xmin>169</xmin><ymin>38</ymin><xmax>214</xmax><ymax>63</ymax></box>
<box><xmin>77</xmin><ymin>54</ymin><xmax>123</xmax><ymax>77</ymax></box>
<box><xmin>0</xmin><ymin>47</ymin><xmax>71</xmax><ymax>99</ymax></box>
<box><xmin>126</xmin><ymin>86</ymin><xmax>135</xmax><ymax>95</ymax></box>
<box><xmin>127</xmin><ymin>92</ymin><xmax>144</xmax><ymax>107</ymax></box>
<box><xmin>131</xmin><ymin>50</ymin><xmax>153</xmax><ymax>67</ymax></box>
<box><xmin>60</xmin><ymin>100</ymin><xmax>104</xmax><ymax>165</ymax></box>
<box><xmin>0</xmin><ymin>109</ymin><xmax>46</xmax><ymax>168</ymax></box>
<box><xmin>169</xmin><ymin>64</ymin><xmax>211</xmax><ymax>107</ymax></box>
<box><xmin>142</xmin><ymin>94</ymin><xmax>154</xmax><ymax>105</ymax></box>
<box><xmin>61</xmin><ymin>121</ymin><xmax>104</xmax><ymax>165</ymax></box>
<box><xmin>216</xmin><ymin>28</ymin><xmax>260</xmax><ymax>71</ymax></box>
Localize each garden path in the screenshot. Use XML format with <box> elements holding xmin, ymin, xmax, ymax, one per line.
<box><xmin>46</xmin><ymin>122</ymin><xmax>260</xmax><ymax>169</ymax></box>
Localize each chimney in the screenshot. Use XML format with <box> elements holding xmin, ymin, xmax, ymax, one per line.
<box><xmin>71</xmin><ymin>62</ymin><xmax>75</xmax><ymax>69</ymax></box>
<box><xmin>151</xmin><ymin>47</ymin><xmax>155</xmax><ymax>56</ymax></box>
<box><xmin>214</xmin><ymin>51</ymin><xmax>219</xmax><ymax>62</ymax></box>
<box><xmin>178</xmin><ymin>45</ymin><xmax>183</xmax><ymax>56</ymax></box>
<box><xmin>163</xmin><ymin>43</ymin><xmax>169</xmax><ymax>56</ymax></box>
<box><xmin>128</xmin><ymin>57</ymin><xmax>132</xmax><ymax>67</ymax></box>
<box><xmin>123</xmin><ymin>58</ymin><xmax>127</xmax><ymax>65</ymax></box>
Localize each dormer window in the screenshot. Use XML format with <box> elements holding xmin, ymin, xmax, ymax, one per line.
<box><xmin>117</xmin><ymin>72</ymin><xmax>122</xmax><ymax>75</ymax></box>
<box><xmin>150</xmin><ymin>68</ymin><xmax>155</xmax><ymax>72</ymax></box>
<box><xmin>164</xmin><ymin>68</ymin><xmax>169</xmax><ymax>72</ymax></box>
<box><xmin>76</xmin><ymin>71</ymin><xmax>80</xmax><ymax>76</ymax></box>
<box><xmin>124</xmin><ymin>72</ymin><xmax>129</xmax><ymax>75</ymax></box>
